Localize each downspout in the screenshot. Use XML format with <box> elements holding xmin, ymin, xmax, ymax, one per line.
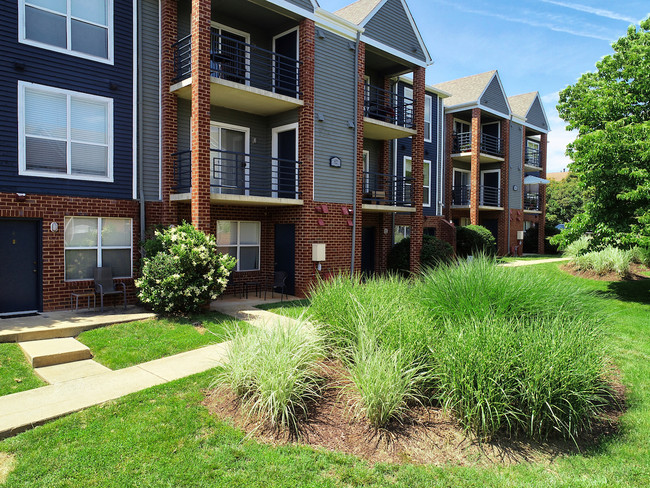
<box><xmin>506</xmin><ymin>118</ymin><xmax>511</xmax><ymax>255</ymax></box>
<box><xmin>137</xmin><ymin>0</ymin><xmax>146</xmax><ymax>249</ymax></box>
<box><xmin>350</xmin><ymin>31</ymin><xmax>361</xmax><ymax>276</ymax></box>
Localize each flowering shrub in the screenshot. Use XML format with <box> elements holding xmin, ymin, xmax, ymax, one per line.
<box><xmin>136</xmin><ymin>223</ymin><xmax>236</xmax><ymax>314</ymax></box>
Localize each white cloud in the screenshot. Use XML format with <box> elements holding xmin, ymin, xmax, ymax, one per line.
<box><xmin>538</xmin><ymin>0</ymin><xmax>638</xmax><ymax>24</ymax></box>
<box><xmin>541</xmin><ymin>92</ymin><xmax>576</xmax><ymax>173</ymax></box>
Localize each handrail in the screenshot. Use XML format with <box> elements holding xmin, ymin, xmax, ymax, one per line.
<box><xmin>364</xmin><ymin>83</ymin><xmax>414</xmax><ymax>128</ymax></box>
<box><xmin>362</xmin><ymin>171</ymin><xmax>413</xmax><ymax>206</ymax></box>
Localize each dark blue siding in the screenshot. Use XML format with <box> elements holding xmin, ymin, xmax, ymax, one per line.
<box><xmin>395</xmin><ymin>83</ymin><xmax>439</xmax><ymax>216</ymax></box>
<box><xmin>0</xmin><ymin>1</ymin><xmax>134</xmax><ymax>199</ymax></box>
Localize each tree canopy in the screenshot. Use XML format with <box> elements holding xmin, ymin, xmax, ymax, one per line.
<box><xmin>554</xmin><ymin>18</ymin><xmax>650</xmax><ymax>249</ymax></box>
<box><xmin>545</xmin><ymin>173</ymin><xmax>585</xmax><ymax>229</ymax></box>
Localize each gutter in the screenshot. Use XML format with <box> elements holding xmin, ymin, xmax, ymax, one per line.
<box><xmin>350</xmin><ymin>30</ymin><xmax>361</xmax><ymax>276</ymax></box>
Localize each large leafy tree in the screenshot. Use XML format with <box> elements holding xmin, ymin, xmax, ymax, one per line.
<box><xmin>545</xmin><ymin>173</ymin><xmax>585</xmax><ymax>228</ymax></box>
<box><xmin>554</xmin><ymin>18</ymin><xmax>650</xmax><ymax>249</ymax></box>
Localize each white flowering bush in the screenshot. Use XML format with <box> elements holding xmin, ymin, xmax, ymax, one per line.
<box><xmin>136</xmin><ymin>223</ymin><xmax>236</xmax><ymax>314</ymax></box>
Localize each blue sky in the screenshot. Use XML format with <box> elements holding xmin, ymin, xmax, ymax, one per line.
<box><xmin>319</xmin><ymin>0</ymin><xmax>650</xmax><ymax>172</ymax></box>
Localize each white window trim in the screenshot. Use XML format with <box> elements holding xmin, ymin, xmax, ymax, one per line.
<box><xmin>423</xmin><ymin>159</ymin><xmax>432</xmax><ymax>207</ymax></box>
<box><xmin>480</xmin><ymin>169</ymin><xmax>501</xmax><ymax>207</ymax></box>
<box><xmin>210</xmin><ymin>121</ymin><xmax>250</xmax><ymax>195</ymax></box>
<box><xmin>216</xmin><ymin>221</ymin><xmax>261</xmax><ymax>272</ymax></box>
<box><xmin>481</xmin><ymin>120</ymin><xmax>501</xmax><ymax>138</ymax></box>
<box><xmin>64</xmin><ymin>217</ymin><xmax>133</xmax><ymax>281</ymax></box>
<box><xmin>424</xmin><ymin>94</ymin><xmax>433</xmax><ymax>142</ymax></box>
<box><xmin>453</xmin><ymin>168</ymin><xmax>471</xmax><ymax>187</ymax></box>
<box><xmin>18</xmin><ymin>81</ymin><xmax>114</xmax><ymax>182</ymax></box>
<box><xmin>272</xmin><ymin>26</ymin><xmax>300</xmax><ymax>95</ymax></box>
<box><xmin>271</xmin><ymin>122</ymin><xmax>299</xmax><ymax>198</ymax></box>
<box><xmin>19</xmin><ymin>0</ymin><xmax>114</xmax><ymax>64</ymax></box>
<box><xmin>211</xmin><ymin>22</ymin><xmax>251</xmax><ymax>86</ymax></box>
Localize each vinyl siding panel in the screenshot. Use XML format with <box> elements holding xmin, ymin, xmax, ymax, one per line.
<box><xmin>313</xmin><ymin>32</ymin><xmax>357</xmax><ymax>204</ymax></box>
<box><xmin>526</xmin><ymin>97</ymin><xmax>548</xmax><ymax>131</ymax></box>
<box><xmin>363</xmin><ymin>0</ymin><xmax>426</xmax><ymax>62</ymax></box>
<box><xmin>480</xmin><ymin>77</ymin><xmax>509</xmax><ymax>116</ymax></box>
<box><xmin>283</xmin><ymin>0</ymin><xmax>314</xmax><ymax>12</ymax></box>
<box><xmin>0</xmin><ymin>0</ymin><xmax>134</xmax><ymax>200</ymax></box>
<box><xmin>509</xmin><ymin>121</ymin><xmax>523</xmax><ymax>209</ymax></box>
<box><xmin>141</xmin><ymin>0</ymin><xmax>161</xmax><ymax>201</ymax></box>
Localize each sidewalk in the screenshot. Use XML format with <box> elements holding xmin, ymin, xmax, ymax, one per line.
<box><xmin>0</xmin><ymin>298</ymin><xmax>297</xmax><ymax>439</ymax></box>
<box><xmin>500</xmin><ymin>257</ymin><xmax>570</xmax><ymax>267</ymax></box>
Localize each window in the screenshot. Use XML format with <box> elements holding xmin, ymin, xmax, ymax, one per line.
<box><xmin>19</xmin><ymin>82</ymin><xmax>112</xmax><ymax>181</ymax></box>
<box><xmin>217</xmin><ymin>221</ymin><xmax>260</xmax><ymax>271</ymax></box>
<box><xmin>424</xmin><ymin>94</ymin><xmax>433</xmax><ymax>142</ymax></box>
<box><xmin>423</xmin><ymin>160</ymin><xmax>431</xmax><ymax>207</ymax></box>
<box><xmin>64</xmin><ymin>217</ymin><xmax>131</xmax><ymax>281</ymax></box>
<box><xmin>394</xmin><ymin>225</ymin><xmax>410</xmax><ymax>245</ymax></box>
<box><xmin>20</xmin><ymin>0</ymin><xmax>113</xmax><ymax>62</ymax></box>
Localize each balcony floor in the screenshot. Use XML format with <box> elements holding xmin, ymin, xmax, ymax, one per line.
<box><xmin>524</xmin><ymin>164</ymin><xmax>543</xmax><ymax>172</ymax></box>
<box><xmin>362</xmin><ymin>204</ymin><xmax>415</xmax><ymax>213</ymax></box>
<box><xmin>170</xmin><ymin>78</ymin><xmax>303</xmax><ymax>116</ymax></box>
<box><xmin>171</xmin><ymin>192</ymin><xmax>303</xmax><ymax>207</ymax></box>
<box><xmin>451</xmin><ymin>152</ymin><xmax>505</xmax><ymax>163</ymax></box>
<box><xmin>363</xmin><ymin>118</ymin><xmax>417</xmax><ymax>140</ymax></box>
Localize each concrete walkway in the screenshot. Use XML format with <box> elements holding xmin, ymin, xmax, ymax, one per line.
<box><xmin>500</xmin><ymin>257</ymin><xmax>570</xmax><ymax>267</ymax></box>
<box><xmin>0</xmin><ymin>297</ymin><xmax>299</xmax><ymax>439</ymax></box>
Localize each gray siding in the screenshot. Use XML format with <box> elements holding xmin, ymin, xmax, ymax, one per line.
<box><xmin>313</xmin><ymin>31</ymin><xmax>357</xmax><ymax>204</ymax></box>
<box><xmin>480</xmin><ymin>76</ymin><xmax>509</xmax><ymax>116</ymax></box>
<box><xmin>526</xmin><ymin>97</ymin><xmax>548</xmax><ymax>131</ymax></box>
<box><xmin>363</xmin><ymin>0</ymin><xmax>426</xmax><ymax>62</ymax></box>
<box><xmin>269</xmin><ymin>109</ymin><xmax>299</xmax><ymax>130</ymax></box>
<box><xmin>509</xmin><ymin>121</ymin><xmax>523</xmax><ymax>209</ymax></box>
<box><xmin>177</xmin><ymin>100</ymin><xmax>191</xmax><ymax>151</ymax></box>
<box><xmin>141</xmin><ymin>0</ymin><xmax>161</xmax><ymax>201</ymax></box>
<box><xmin>283</xmin><ymin>0</ymin><xmax>314</xmax><ymax>12</ymax></box>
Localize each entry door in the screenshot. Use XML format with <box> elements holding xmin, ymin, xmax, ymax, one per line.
<box><xmin>480</xmin><ymin>218</ymin><xmax>499</xmax><ymax>250</ymax></box>
<box><xmin>215</xmin><ymin>28</ymin><xmax>248</xmax><ymax>84</ymax></box>
<box><xmin>274</xmin><ymin>127</ymin><xmax>297</xmax><ymax>199</ymax></box>
<box><xmin>481</xmin><ymin>171</ymin><xmax>500</xmax><ymax>207</ymax></box>
<box><xmin>361</xmin><ymin>227</ymin><xmax>376</xmax><ymax>276</ymax></box>
<box><xmin>0</xmin><ymin>220</ymin><xmax>41</xmax><ymax>314</ymax></box>
<box><xmin>274</xmin><ymin>224</ymin><xmax>295</xmax><ymax>296</ymax></box>
<box><xmin>273</xmin><ymin>29</ymin><xmax>298</xmax><ymax>96</ymax></box>
<box><xmin>211</xmin><ymin>125</ymin><xmax>247</xmax><ymax>195</ymax></box>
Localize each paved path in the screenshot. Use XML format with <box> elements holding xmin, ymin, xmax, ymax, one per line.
<box><xmin>0</xmin><ymin>297</ymin><xmax>298</xmax><ymax>439</ymax></box>
<box><xmin>500</xmin><ymin>257</ymin><xmax>569</xmax><ymax>267</ymax></box>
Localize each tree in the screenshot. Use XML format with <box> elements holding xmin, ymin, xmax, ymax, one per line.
<box><xmin>545</xmin><ymin>173</ymin><xmax>585</xmax><ymax>228</ymax></box>
<box><xmin>554</xmin><ymin>18</ymin><xmax>650</xmax><ymax>250</ymax></box>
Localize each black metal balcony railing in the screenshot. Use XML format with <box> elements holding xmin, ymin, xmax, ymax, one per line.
<box><xmin>524</xmin><ymin>192</ymin><xmax>541</xmax><ymax>211</ymax></box>
<box><xmin>173</xmin><ymin>150</ymin><xmax>302</xmax><ymax>199</ymax></box>
<box><xmin>364</xmin><ymin>84</ymin><xmax>414</xmax><ymax>128</ymax></box>
<box><xmin>452</xmin><ymin>184</ymin><xmax>470</xmax><ymax>206</ymax></box>
<box><xmin>452</xmin><ymin>132</ymin><xmax>505</xmax><ymax>157</ymax></box>
<box><xmin>172</xmin><ymin>31</ymin><xmax>302</xmax><ymax>98</ymax></box>
<box><xmin>480</xmin><ymin>185</ymin><xmax>501</xmax><ymax>207</ymax></box>
<box><xmin>362</xmin><ymin>171</ymin><xmax>413</xmax><ymax>207</ymax></box>
<box><xmin>525</xmin><ymin>147</ymin><xmax>541</xmax><ymax>167</ymax></box>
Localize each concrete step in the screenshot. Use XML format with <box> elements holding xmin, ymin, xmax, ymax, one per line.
<box><xmin>35</xmin><ymin>359</ymin><xmax>111</xmax><ymax>384</ymax></box>
<box><xmin>19</xmin><ymin>338</ymin><xmax>92</xmax><ymax>368</ymax></box>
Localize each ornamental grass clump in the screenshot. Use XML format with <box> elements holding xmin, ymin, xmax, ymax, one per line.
<box><xmin>562</xmin><ymin>235</ymin><xmax>591</xmax><ymax>258</ymax></box>
<box><xmin>217</xmin><ymin>320</ymin><xmax>325</xmax><ymax>432</ymax></box>
<box><xmin>572</xmin><ymin>246</ymin><xmax>633</xmax><ymax>277</ymax></box>
<box><xmin>136</xmin><ymin>223</ymin><xmax>236</xmax><ymax>314</ymax></box>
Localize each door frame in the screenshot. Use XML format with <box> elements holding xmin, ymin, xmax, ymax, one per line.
<box><xmin>480</xmin><ymin>168</ymin><xmax>501</xmax><ymax>207</ymax></box>
<box><xmin>0</xmin><ymin>218</ymin><xmax>43</xmax><ymax>315</ymax></box>
<box><xmin>211</xmin><ymin>22</ymin><xmax>251</xmax><ymax>85</ymax></box>
<box><xmin>272</xmin><ymin>26</ymin><xmax>299</xmax><ymax>95</ymax></box>
<box><xmin>210</xmin><ymin>121</ymin><xmax>250</xmax><ymax>195</ymax></box>
<box><xmin>271</xmin><ymin>122</ymin><xmax>298</xmax><ymax>198</ymax></box>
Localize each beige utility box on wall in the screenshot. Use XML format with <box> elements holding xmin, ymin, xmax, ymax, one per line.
<box><xmin>312</xmin><ymin>243</ymin><xmax>326</xmax><ymax>262</ymax></box>
<box><xmin>517</xmin><ymin>231</ymin><xmax>525</xmax><ymax>240</ymax></box>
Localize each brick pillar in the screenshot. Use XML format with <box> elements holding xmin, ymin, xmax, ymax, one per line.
<box><xmin>190</xmin><ymin>0</ymin><xmax>211</xmax><ymax>233</ymax></box>
<box><xmin>538</xmin><ymin>132</ymin><xmax>548</xmax><ymax>254</ymax></box>
<box><xmin>409</xmin><ymin>67</ymin><xmax>426</xmax><ymax>274</ymax></box>
<box><xmin>444</xmin><ymin>113</ymin><xmax>454</xmax><ymax>220</ymax></box>
<box><xmin>380</xmin><ymin>75</ymin><xmax>392</xmax><ymax>175</ymax></box>
<box><xmin>294</xmin><ymin>19</ymin><xmax>315</xmax><ymax>295</ymax></box>
<box><xmin>352</xmin><ymin>40</ymin><xmax>366</xmax><ymax>274</ymax></box>
<box><xmin>160</xmin><ymin>0</ymin><xmax>178</xmax><ymax>226</ymax></box>
<box><xmin>470</xmin><ymin>108</ymin><xmax>481</xmax><ymax>225</ymax></box>
<box><xmin>498</xmin><ymin>119</ymin><xmax>510</xmax><ymax>255</ymax></box>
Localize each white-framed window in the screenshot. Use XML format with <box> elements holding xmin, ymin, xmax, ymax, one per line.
<box><xmin>216</xmin><ymin>221</ymin><xmax>260</xmax><ymax>271</ymax></box>
<box><xmin>454</xmin><ymin>119</ymin><xmax>470</xmax><ymax>134</ymax></box>
<box><xmin>423</xmin><ymin>159</ymin><xmax>432</xmax><ymax>207</ymax></box>
<box><xmin>394</xmin><ymin>225</ymin><xmax>410</xmax><ymax>245</ymax></box>
<box><xmin>19</xmin><ymin>0</ymin><xmax>113</xmax><ymax>63</ymax></box>
<box><xmin>18</xmin><ymin>81</ymin><xmax>113</xmax><ymax>181</ymax></box>
<box><xmin>64</xmin><ymin>217</ymin><xmax>132</xmax><ymax>281</ymax></box>
<box><xmin>424</xmin><ymin>94</ymin><xmax>433</xmax><ymax>142</ymax></box>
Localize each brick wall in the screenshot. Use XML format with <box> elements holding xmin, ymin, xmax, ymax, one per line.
<box><xmin>0</xmin><ymin>193</ymin><xmax>140</xmax><ymax>311</ymax></box>
<box><xmin>497</xmin><ymin>118</ymin><xmax>510</xmax><ymax>255</ymax></box>
<box><xmin>469</xmin><ymin>108</ymin><xmax>481</xmax><ymax>224</ymax></box>
<box><xmin>409</xmin><ymin>67</ymin><xmax>426</xmax><ymax>273</ymax></box>
<box><xmin>538</xmin><ymin>133</ymin><xmax>548</xmax><ymax>253</ymax></box>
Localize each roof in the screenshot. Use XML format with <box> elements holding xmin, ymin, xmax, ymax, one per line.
<box><xmin>508</xmin><ymin>92</ymin><xmax>538</xmax><ymax>119</ymax></box>
<box><xmin>335</xmin><ymin>0</ymin><xmax>382</xmax><ymax>25</ymax></box>
<box><xmin>547</xmin><ymin>172</ymin><xmax>570</xmax><ymax>182</ymax></box>
<box><xmin>431</xmin><ymin>70</ymin><xmax>497</xmax><ymax>108</ymax></box>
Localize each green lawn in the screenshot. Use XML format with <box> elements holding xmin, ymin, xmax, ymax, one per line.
<box><xmin>1</xmin><ymin>263</ymin><xmax>649</xmax><ymax>487</ymax></box>
<box><xmin>0</xmin><ymin>344</ymin><xmax>46</xmax><ymax>397</ymax></box>
<box><xmin>498</xmin><ymin>254</ymin><xmax>564</xmax><ymax>263</ymax></box>
<box><xmin>255</xmin><ymin>299</ymin><xmax>311</xmax><ymax>320</ymax></box>
<box><xmin>77</xmin><ymin>312</ymin><xmax>249</xmax><ymax>370</ymax></box>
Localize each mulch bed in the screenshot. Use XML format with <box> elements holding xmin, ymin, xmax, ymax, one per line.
<box><xmin>561</xmin><ymin>263</ymin><xmax>650</xmax><ymax>281</ymax></box>
<box><xmin>202</xmin><ymin>360</ymin><xmax>625</xmax><ymax>467</ymax></box>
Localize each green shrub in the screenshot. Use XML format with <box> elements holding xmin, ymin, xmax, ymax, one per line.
<box><xmin>386</xmin><ymin>235</ymin><xmax>454</xmax><ymax>275</ymax></box>
<box><xmin>136</xmin><ymin>223</ymin><xmax>236</xmax><ymax>314</ymax></box>
<box><xmin>562</xmin><ymin>235</ymin><xmax>591</xmax><ymax>258</ymax></box>
<box><xmin>217</xmin><ymin>320</ymin><xmax>324</xmax><ymax>432</ymax></box>
<box><xmin>572</xmin><ymin>246</ymin><xmax>633</xmax><ymax>277</ymax></box>
<box><xmin>456</xmin><ymin>225</ymin><xmax>496</xmax><ymax>257</ymax></box>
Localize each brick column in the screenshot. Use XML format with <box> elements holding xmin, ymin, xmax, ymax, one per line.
<box><xmin>444</xmin><ymin>113</ymin><xmax>454</xmax><ymax>220</ymax></box>
<box><xmin>469</xmin><ymin>108</ymin><xmax>481</xmax><ymax>225</ymax></box>
<box><xmin>352</xmin><ymin>40</ymin><xmax>366</xmax><ymax>274</ymax></box>
<box><xmin>538</xmin><ymin>132</ymin><xmax>548</xmax><ymax>254</ymax></box>
<box><xmin>160</xmin><ymin>0</ymin><xmax>178</xmax><ymax>226</ymax></box>
<box><xmin>380</xmin><ymin>75</ymin><xmax>392</xmax><ymax>175</ymax></box>
<box><xmin>498</xmin><ymin>119</ymin><xmax>510</xmax><ymax>255</ymax></box>
<box><xmin>409</xmin><ymin>67</ymin><xmax>426</xmax><ymax>274</ymax></box>
<box><xmin>190</xmin><ymin>0</ymin><xmax>211</xmax><ymax>232</ymax></box>
<box><xmin>294</xmin><ymin>19</ymin><xmax>315</xmax><ymax>294</ymax></box>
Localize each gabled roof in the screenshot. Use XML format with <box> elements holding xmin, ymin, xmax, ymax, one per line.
<box><xmin>508</xmin><ymin>92</ymin><xmax>538</xmax><ymax>118</ymax></box>
<box><xmin>432</xmin><ymin>70</ymin><xmax>498</xmax><ymax>108</ymax></box>
<box><xmin>508</xmin><ymin>92</ymin><xmax>550</xmax><ymax>132</ymax></box>
<box><xmin>335</xmin><ymin>0</ymin><xmax>382</xmax><ymax>25</ymax></box>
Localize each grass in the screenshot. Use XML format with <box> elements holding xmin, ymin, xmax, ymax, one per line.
<box><xmin>498</xmin><ymin>254</ymin><xmax>561</xmax><ymax>263</ymax></box>
<box><xmin>0</xmin><ymin>344</ymin><xmax>46</xmax><ymax>396</ymax></box>
<box><xmin>255</xmin><ymin>299</ymin><xmax>311</xmax><ymax>320</ymax></box>
<box><xmin>77</xmin><ymin>312</ymin><xmax>249</xmax><ymax>370</ymax></box>
<box><xmin>1</xmin><ymin>263</ymin><xmax>649</xmax><ymax>487</ymax></box>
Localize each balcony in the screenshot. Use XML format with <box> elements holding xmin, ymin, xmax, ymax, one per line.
<box><xmin>362</xmin><ymin>171</ymin><xmax>415</xmax><ymax>212</ymax></box>
<box><xmin>524</xmin><ymin>192</ymin><xmax>541</xmax><ymax>212</ymax></box>
<box><xmin>172</xmin><ymin>149</ymin><xmax>303</xmax><ymax>206</ymax></box>
<box><xmin>480</xmin><ymin>185</ymin><xmax>502</xmax><ymax>208</ymax></box>
<box><xmin>524</xmin><ymin>146</ymin><xmax>542</xmax><ymax>170</ymax></box>
<box><xmin>452</xmin><ymin>185</ymin><xmax>470</xmax><ymax>206</ymax></box>
<box><xmin>451</xmin><ymin>132</ymin><xmax>505</xmax><ymax>163</ymax></box>
<box><xmin>363</xmin><ymin>84</ymin><xmax>417</xmax><ymax>140</ymax></box>
<box><xmin>171</xmin><ymin>31</ymin><xmax>303</xmax><ymax>116</ymax></box>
